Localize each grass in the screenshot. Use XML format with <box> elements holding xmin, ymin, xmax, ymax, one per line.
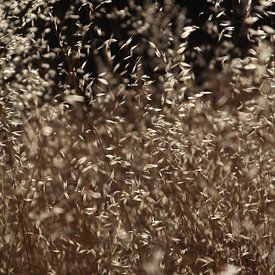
<box><xmin>0</xmin><ymin>0</ymin><xmax>274</xmax><ymax>274</ymax></box>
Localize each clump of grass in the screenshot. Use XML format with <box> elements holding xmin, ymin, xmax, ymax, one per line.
<box><xmin>0</xmin><ymin>0</ymin><xmax>274</xmax><ymax>274</ymax></box>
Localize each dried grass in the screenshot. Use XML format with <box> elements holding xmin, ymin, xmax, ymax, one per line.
<box><xmin>0</xmin><ymin>0</ymin><xmax>274</xmax><ymax>274</ymax></box>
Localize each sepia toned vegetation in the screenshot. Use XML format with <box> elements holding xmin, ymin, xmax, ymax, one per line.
<box><xmin>0</xmin><ymin>0</ymin><xmax>274</xmax><ymax>274</ymax></box>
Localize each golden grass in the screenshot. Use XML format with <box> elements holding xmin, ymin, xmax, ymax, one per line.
<box><xmin>0</xmin><ymin>0</ymin><xmax>274</xmax><ymax>274</ymax></box>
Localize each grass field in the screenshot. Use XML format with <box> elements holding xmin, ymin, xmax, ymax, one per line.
<box><xmin>0</xmin><ymin>1</ymin><xmax>274</xmax><ymax>274</ymax></box>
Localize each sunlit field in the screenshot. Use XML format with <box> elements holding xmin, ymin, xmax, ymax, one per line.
<box><xmin>0</xmin><ymin>1</ymin><xmax>274</xmax><ymax>274</ymax></box>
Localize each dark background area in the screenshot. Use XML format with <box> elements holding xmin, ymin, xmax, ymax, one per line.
<box><xmin>2</xmin><ymin>0</ymin><xmax>274</xmax><ymax>102</ymax></box>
